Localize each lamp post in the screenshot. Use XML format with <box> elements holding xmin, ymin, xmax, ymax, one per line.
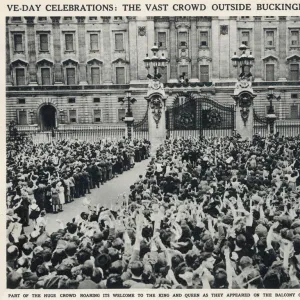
<box><xmin>143</xmin><ymin>43</ymin><xmax>167</xmax><ymax>80</ymax></box>
<box><xmin>231</xmin><ymin>44</ymin><xmax>255</xmax><ymax>80</ymax></box>
<box><xmin>119</xmin><ymin>91</ymin><xmax>137</xmax><ymax>140</ymax></box>
<box><xmin>231</xmin><ymin>43</ymin><xmax>257</xmax><ymax>140</ymax></box>
<box><xmin>266</xmin><ymin>86</ymin><xmax>281</xmax><ymax>134</ymax></box>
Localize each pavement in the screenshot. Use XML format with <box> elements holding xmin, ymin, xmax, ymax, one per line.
<box><xmin>25</xmin><ymin>159</ymin><xmax>149</xmax><ymax>235</ymax></box>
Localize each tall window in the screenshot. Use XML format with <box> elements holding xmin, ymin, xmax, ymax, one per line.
<box><xmin>18</xmin><ymin>111</ymin><xmax>27</xmax><ymax>125</ymax></box>
<box><xmin>266</xmin><ymin>31</ymin><xmax>275</xmax><ymax>47</ymax></box>
<box><xmin>200</xmin><ymin>65</ymin><xmax>209</xmax><ymax>82</ymax></box>
<box><xmin>200</xmin><ymin>31</ymin><xmax>208</xmax><ymax>47</ymax></box>
<box><xmin>66</xmin><ymin>68</ymin><xmax>76</xmax><ymax>85</ymax></box>
<box><xmin>69</xmin><ymin>110</ymin><xmax>77</xmax><ymax>123</ymax></box>
<box><xmin>16</xmin><ymin>68</ymin><xmax>25</xmax><ymax>85</ymax></box>
<box><xmin>90</xmin><ymin>33</ymin><xmax>99</xmax><ymax>51</ymax></box>
<box><xmin>290</xmin><ymin>64</ymin><xmax>299</xmax><ymax>81</ymax></box>
<box><xmin>291</xmin><ymin>31</ymin><xmax>300</xmax><ymax>46</ymax></box>
<box><xmin>241</xmin><ymin>31</ymin><xmax>250</xmax><ymax>47</ymax></box>
<box><xmin>178</xmin><ymin>32</ymin><xmax>188</xmax><ymax>47</ymax></box>
<box><xmin>179</xmin><ymin>65</ymin><xmax>188</xmax><ymax>77</ymax></box>
<box><xmin>41</xmin><ymin>68</ymin><xmax>51</xmax><ymax>85</ymax></box>
<box><xmin>39</xmin><ymin>34</ymin><xmax>49</xmax><ymax>52</ymax></box>
<box><xmin>94</xmin><ymin>109</ymin><xmax>102</xmax><ymax>123</ymax></box>
<box><xmin>266</xmin><ymin>64</ymin><xmax>275</xmax><ymax>81</ymax></box>
<box><xmin>14</xmin><ymin>34</ymin><xmax>23</xmax><ymax>52</ymax></box>
<box><xmin>291</xmin><ymin>105</ymin><xmax>299</xmax><ymax>119</ymax></box>
<box><xmin>65</xmin><ymin>34</ymin><xmax>74</xmax><ymax>51</ymax></box>
<box><xmin>158</xmin><ymin>32</ymin><xmax>167</xmax><ymax>48</ymax></box>
<box><xmin>91</xmin><ymin>67</ymin><xmax>100</xmax><ymax>84</ymax></box>
<box><xmin>115</xmin><ymin>33</ymin><xmax>124</xmax><ymax>51</ymax></box>
<box><xmin>116</xmin><ymin>67</ymin><xmax>125</xmax><ymax>84</ymax></box>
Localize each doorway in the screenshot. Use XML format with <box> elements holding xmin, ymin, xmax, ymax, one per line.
<box><xmin>39</xmin><ymin>105</ymin><xmax>56</xmax><ymax>131</ymax></box>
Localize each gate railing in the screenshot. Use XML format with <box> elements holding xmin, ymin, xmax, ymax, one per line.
<box><xmin>166</xmin><ymin>94</ymin><xmax>235</xmax><ymax>138</ymax></box>
<box><xmin>6</xmin><ymin>124</ymin><xmax>127</xmax><ymax>144</ymax></box>
<box><xmin>253</xmin><ymin>109</ymin><xmax>268</xmax><ymax>137</ymax></box>
<box><xmin>132</xmin><ymin>108</ymin><xmax>149</xmax><ymax>140</ymax></box>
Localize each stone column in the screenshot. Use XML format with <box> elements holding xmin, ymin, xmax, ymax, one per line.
<box><xmin>76</xmin><ymin>17</ymin><xmax>88</xmax><ymax>85</ymax></box>
<box><xmin>190</xmin><ymin>17</ymin><xmax>199</xmax><ymax>82</ymax></box>
<box><xmin>25</xmin><ymin>17</ymin><xmax>37</xmax><ymax>85</ymax></box>
<box><xmin>278</xmin><ymin>17</ymin><xmax>287</xmax><ymax>81</ymax></box>
<box><xmin>101</xmin><ymin>17</ymin><xmax>112</xmax><ymax>84</ymax></box>
<box><xmin>169</xmin><ymin>17</ymin><xmax>178</xmax><ymax>82</ymax></box>
<box><xmin>211</xmin><ymin>17</ymin><xmax>220</xmax><ymax>81</ymax></box>
<box><xmin>232</xmin><ymin>85</ymin><xmax>257</xmax><ymax>141</ymax></box>
<box><xmin>253</xmin><ymin>17</ymin><xmax>262</xmax><ymax>80</ymax></box>
<box><xmin>51</xmin><ymin>17</ymin><xmax>63</xmax><ymax>85</ymax></box>
<box><xmin>145</xmin><ymin>81</ymin><xmax>167</xmax><ymax>154</ymax></box>
<box><xmin>6</xmin><ymin>17</ymin><xmax>12</xmax><ymax>86</ymax></box>
<box><xmin>128</xmin><ymin>17</ymin><xmax>138</xmax><ymax>82</ymax></box>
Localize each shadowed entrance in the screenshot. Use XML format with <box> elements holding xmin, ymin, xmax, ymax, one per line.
<box><xmin>40</xmin><ymin>105</ymin><xmax>56</xmax><ymax>131</ymax></box>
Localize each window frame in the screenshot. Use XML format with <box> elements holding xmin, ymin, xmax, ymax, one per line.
<box><xmin>265</xmin><ymin>63</ymin><xmax>275</xmax><ymax>81</ymax></box>
<box><xmin>17</xmin><ymin>109</ymin><xmax>28</xmax><ymax>125</ymax></box>
<box><xmin>114</xmin><ymin>32</ymin><xmax>124</xmax><ymax>51</ymax></box>
<box><xmin>199</xmin><ymin>64</ymin><xmax>210</xmax><ymax>82</ymax></box>
<box><xmin>66</xmin><ymin>67</ymin><xmax>76</xmax><ymax>85</ymax></box>
<box><xmin>179</xmin><ymin>65</ymin><xmax>189</xmax><ymax>78</ymax></box>
<box><xmin>93</xmin><ymin>109</ymin><xmax>102</xmax><ymax>123</ymax></box>
<box><xmin>68</xmin><ymin>109</ymin><xmax>78</xmax><ymax>123</ymax></box>
<box><xmin>290</xmin><ymin>63</ymin><xmax>300</xmax><ymax>81</ymax></box>
<box><xmin>39</xmin><ymin>33</ymin><xmax>49</xmax><ymax>52</ymax></box>
<box><xmin>290</xmin><ymin>30</ymin><xmax>300</xmax><ymax>46</ymax></box>
<box><xmin>265</xmin><ymin>30</ymin><xmax>275</xmax><ymax>49</ymax></box>
<box><xmin>93</xmin><ymin>97</ymin><xmax>100</xmax><ymax>103</ymax></box>
<box><xmin>13</xmin><ymin>33</ymin><xmax>24</xmax><ymax>53</ymax></box>
<box><xmin>17</xmin><ymin>98</ymin><xmax>26</xmax><ymax>105</ymax></box>
<box><xmin>15</xmin><ymin>67</ymin><xmax>26</xmax><ymax>86</ymax></box>
<box><xmin>178</xmin><ymin>31</ymin><xmax>188</xmax><ymax>48</ymax></box>
<box><xmin>115</xmin><ymin>66</ymin><xmax>126</xmax><ymax>84</ymax></box>
<box><xmin>91</xmin><ymin>67</ymin><xmax>101</xmax><ymax>84</ymax></box>
<box><xmin>199</xmin><ymin>31</ymin><xmax>209</xmax><ymax>48</ymax></box>
<box><xmin>41</xmin><ymin>67</ymin><xmax>51</xmax><ymax>85</ymax></box>
<box><xmin>157</xmin><ymin>32</ymin><xmax>167</xmax><ymax>49</ymax></box>
<box><xmin>64</xmin><ymin>32</ymin><xmax>75</xmax><ymax>52</ymax></box>
<box><xmin>89</xmin><ymin>33</ymin><xmax>100</xmax><ymax>52</ymax></box>
<box><xmin>68</xmin><ymin>97</ymin><xmax>76</xmax><ymax>104</ymax></box>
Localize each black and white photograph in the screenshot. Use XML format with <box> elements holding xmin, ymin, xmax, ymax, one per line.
<box><xmin>5</xmin><ymin>15</ymin><xmax>300</xmax><ymax>290</ymax></box>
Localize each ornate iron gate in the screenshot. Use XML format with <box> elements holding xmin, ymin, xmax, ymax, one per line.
<box><xmin>132</xmin><ymin>108</ymin><xmax>149</xmax><ymax>140</ymax></box>
<box><xmin>253</xmin><ymin>109</ymin><xmax>268</xmax><ymax>137</ymax></box>
<box><xmin>166</xmin><ymin>92</ymin><xmax>235</xmax><ymax>138</ymax></box>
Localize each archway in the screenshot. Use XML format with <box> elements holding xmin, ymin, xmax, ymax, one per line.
<box><xmin>39</xmin><ymin>105</ymin><xmax>57</xmax><ymax>131</ymax></box>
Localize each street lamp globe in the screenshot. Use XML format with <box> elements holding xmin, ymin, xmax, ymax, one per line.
<box><xmin>159</xmin><ymin>53</ymin><xmax>167</xmax><ymax>68</ymax></box>
<box><xmin>151</xmin><ymin>43</ymin><xmax>159</xmax><ymax>55</ymax></box>
<box><xmin>248</xmin><ymin>52</ymin><xmax>255</xmax><ymax>67</ymax></box>
<box><xmin>143</xmin><ymin>54</ymin><xmax>151</xmax><ymax>69</ymax></box>
<box><xmin>239</xmin><ymin>43</ymin><xmax>248</xmax><ymax>51</ymax></box>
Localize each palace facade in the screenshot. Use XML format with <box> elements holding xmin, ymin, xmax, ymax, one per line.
<box><xmin>6</xmin><ymin>16</ymin><xmax>300</xmax><ymax>130</ymax></box>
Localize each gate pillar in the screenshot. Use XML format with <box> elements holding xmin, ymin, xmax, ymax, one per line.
<box><xmin>145</xmin><ymin>79</ymin><xmax>168</xmax><ymax>154</ymax></box>
<box><xmin>231</xmin><ymin>79</ymin><xmax>257</xmax><ymax>141</ymax></box>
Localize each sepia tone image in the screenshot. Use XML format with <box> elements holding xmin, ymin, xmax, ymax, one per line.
<box><xmin>6</xmin><ymin>16</ymin><xmax>300</xmax><ymax>289</ymax></box>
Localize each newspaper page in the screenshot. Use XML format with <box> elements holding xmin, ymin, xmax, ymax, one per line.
<box><xmin>2</xmin><ymin>0</ymin><xmax>300</xmax><ymax>299</ymax></box>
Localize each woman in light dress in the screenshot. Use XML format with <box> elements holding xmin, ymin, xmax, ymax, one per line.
<box><xmin>57</xmin><ymin>180</ymin><xmax>65</xmax><ymax>212</ymax></box>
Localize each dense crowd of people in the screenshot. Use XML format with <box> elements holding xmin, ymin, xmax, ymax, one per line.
<box><xmin>6</xmin><ymin>137</ymin><xmax>150</xmax><ymax>224</ymax></box>
<box><xmin>6</xmin><ymin>133</ymin><xmax>300</xmax><ymax>289</ymax></box>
